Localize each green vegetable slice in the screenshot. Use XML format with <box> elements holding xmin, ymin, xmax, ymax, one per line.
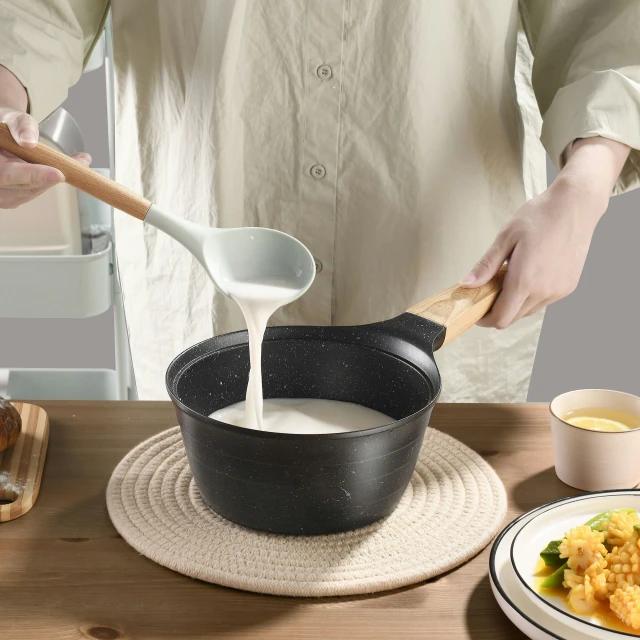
<box><xmin>539</xmin><ymin>539</ymin><xmax>564</xmax><ymax>566</ymax></box>
<box><xmin>585</xmin><ymin>509</ymin><xmax>636</xmax><ymax>532</ymax></box>
<box><xmin>541</xmin><ymin>561</ymin><xmax>568</xmax><ymax>589</ymax></box>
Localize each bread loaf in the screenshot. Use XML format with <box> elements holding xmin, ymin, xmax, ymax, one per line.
<box><xmin>0</xmin><ymin>397</ymin><xmax>21</xmax><ymax>452</ymax></box>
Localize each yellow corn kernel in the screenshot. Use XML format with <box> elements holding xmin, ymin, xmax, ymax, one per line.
<box><xmin>610</xmin><ymin>585</ymin><xmax>640</xmax><ymax>630</ymax></box>
<box><xmin>606</xmin><ymin>532</ymin><xmax>640</xmax><ymax>595</ymax></box>
<box><xmin>605</xmin><ymin>511</ymin><xmax>640</xmax><ymax>548</ymax></box>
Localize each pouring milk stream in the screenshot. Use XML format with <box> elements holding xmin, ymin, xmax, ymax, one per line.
<box><xmin>222</xmin><ymin>278</ymin><xmax>300</xmax><ymax>431</ymax></box>
<box><xmin>211</xmin><ymin>276</ymin><xmax>392</xmax><ymax>434</ymax></box>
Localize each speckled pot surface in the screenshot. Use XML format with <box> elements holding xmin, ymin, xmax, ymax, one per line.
<box><xmin>166</xmin><ymin>313</ymin><xmax>445</xmax><ymax>535</ymax></box>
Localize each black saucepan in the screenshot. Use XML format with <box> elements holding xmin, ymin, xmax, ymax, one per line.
<box><xmin>166</xmin><ymin>269</ymin><xmax>506</xmax><ymax>535</ymax></box>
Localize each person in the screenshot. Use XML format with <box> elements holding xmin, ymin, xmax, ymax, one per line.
<box><xmin>0</xmin><ymin>1</ymin><xmax>638</xmax><ymax>401</ymax></box>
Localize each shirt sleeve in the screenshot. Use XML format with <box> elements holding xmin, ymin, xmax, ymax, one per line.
<box><xmin>0</xmin><ymin>0</ymin><xmax>109</xmax><ymax>123</ymax></box>
<box><xmin>519</xmin><ymin>0</ymin><xmax>640</xmax><ymax>195</ymax></box>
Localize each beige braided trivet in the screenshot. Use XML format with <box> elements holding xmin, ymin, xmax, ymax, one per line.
<box><xmin>106</xmin><ymin>426</ymin><xmax>506</xmax><ymax>597</ymax></box>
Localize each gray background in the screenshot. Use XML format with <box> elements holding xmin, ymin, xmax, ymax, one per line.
<box><xmin>0</xmin><ymin>67</ymin><xmax>638</xmax><ymax>401</ymax></box>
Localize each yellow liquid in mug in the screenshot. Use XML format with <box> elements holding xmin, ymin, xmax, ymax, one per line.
<box><xmin>563</xmin><ymin>407</ymin><xmax>640</xmax><ymax>432</ymax></box>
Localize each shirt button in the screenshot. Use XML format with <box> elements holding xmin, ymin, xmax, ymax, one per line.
<box><xmin>310</xmin><ymin>164</ymin><xmax>326</xmax><ymax>179</ymax></box>
<box><xmin>314</xmin><ymin>259</ymin><xmax>323</xmax><ymax>273</ymax></box>
<box><xmin>316</xmin><ymin>64</ymin><xmax>332</xmax><ymax>80</ymax></box>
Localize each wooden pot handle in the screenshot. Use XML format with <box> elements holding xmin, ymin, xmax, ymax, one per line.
<box><xmin>0</xmin><ymin>122</ymin><xmax>151</xmax><ymax>220</ymax></box>
<box><xmin>407</xmin><ymin>265</ymin><xmax>507</xmax><ymax>346</ymax></box>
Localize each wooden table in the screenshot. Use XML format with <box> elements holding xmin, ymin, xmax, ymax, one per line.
<box><xmin>0</xmin><ymin>401</ymin><xmax>580</xmax><ymax>639</ymax></box>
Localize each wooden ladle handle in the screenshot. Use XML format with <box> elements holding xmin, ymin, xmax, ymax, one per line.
<box><xmin>0</xmin><ymin>122</ymin><xmax>151</xmax><ymax>220</ymax></box>
<box><xmin>407</xmin><ymin>265</ymin><xmax>507</xmax><ymax>346</ymax></box>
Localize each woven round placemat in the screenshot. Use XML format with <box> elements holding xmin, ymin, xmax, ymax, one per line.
<box><xmin>106</xmin><ymin>426</ymin><xmax>506</xmax><ymax>597</ymax></box>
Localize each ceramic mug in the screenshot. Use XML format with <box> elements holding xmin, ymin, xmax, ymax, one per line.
<box><xmin>549</xmin><ymin>389</ymin><xmax>640</xmax><ymax>491</ymax></box>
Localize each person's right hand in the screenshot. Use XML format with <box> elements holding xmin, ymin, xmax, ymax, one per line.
<box><xmin>0</xmin><ymin>107</ymin><xmax>91</xmax><ymax>209</ymax></box>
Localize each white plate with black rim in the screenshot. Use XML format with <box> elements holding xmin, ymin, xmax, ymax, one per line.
<box><xmin>510</xmin><ymin>491</ymin><xmax>640</xmax><ymax>638</ymax></box>
<box><xmin>491</xmin><ymin>503</ymin><xmax>603</xmax><ymax>640</ymax></box>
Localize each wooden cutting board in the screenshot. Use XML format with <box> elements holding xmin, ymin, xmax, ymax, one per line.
<box><xmin>0</xmin><ymin>402</ymin><xmax>49</xmax><ymax>522</ymax></box>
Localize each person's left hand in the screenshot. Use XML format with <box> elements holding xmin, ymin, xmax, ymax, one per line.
<box><xmin>460</xmin><ymin>137</ymin><xmax>631</xmax><ymax>329</ymax></box>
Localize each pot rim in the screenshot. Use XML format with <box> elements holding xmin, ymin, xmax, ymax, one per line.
<box><xmin>166</xmin><ymin>333</ymin><xmax>441</xmax><ymax>441</ymax></box>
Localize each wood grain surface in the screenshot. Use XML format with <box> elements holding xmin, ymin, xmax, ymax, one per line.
<box><xmin>0</xmin><ymin>403</ymin><xmax>49</xmax><ymax>522</ymax></box>
<box><xmin>408</xmin><ymin>266</ymin><xmax>507</xmax><ymax>345</ymax></box>
<box><xmin>0</xmin><ymin>401</ymin><xmax>580</xmax><ymax>640</ymax></box>
<box><xmin>0</xmin><ymin>123</ymin><xmax>151</xmax><ymax>220</ymax></box>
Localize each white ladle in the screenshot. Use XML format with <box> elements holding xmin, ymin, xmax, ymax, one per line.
<box><xmin>0</xmin><ymin>123</ymin><xmax>316</xmax><ymax>300</ymax></box>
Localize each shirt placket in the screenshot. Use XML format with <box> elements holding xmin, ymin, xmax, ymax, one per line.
<box><xmin>296</xmin><ymin>0</ymin><xmax>346</xmax><ymax>326</ymax></box>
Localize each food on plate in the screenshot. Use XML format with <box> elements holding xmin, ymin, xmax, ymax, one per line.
<box><xmin>560</xmin><ymin>525</ymin><xmax>608</xmax><ymax>614</ymax></box>
<box><xmin>606</xmin><ymin>509</ymin><xmax>640</xmax><ymax>547</ymax></box>
<box><xmin>605</xmin><ymin>527</ymin><xmax>640</xmax><ymax>596</ymax></box>
<box><xmin>537</xmin><ymin>509</ymin><xmax>640</xmax><ymax>631</ymax></box>
<box><xmin>611</xmin><ymin>585</ymin><xmax>640</xmax><ymax>631</ymax></box>
<box><xmin>0</xmin><ymin>396</ymin><xmax>21</xmax><ymax>453</ymax></box>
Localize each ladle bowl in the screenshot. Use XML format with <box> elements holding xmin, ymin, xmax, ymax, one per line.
<box><xmin>144</xmin><ymin>205</ymin><xmax>315</xmax><ymax>297</ymax></box>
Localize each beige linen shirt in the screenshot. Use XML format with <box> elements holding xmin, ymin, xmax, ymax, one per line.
<box><xmin>1</xmin><ymin>1</ymin><xmax>639</xmax><ymax>400</ymax></box>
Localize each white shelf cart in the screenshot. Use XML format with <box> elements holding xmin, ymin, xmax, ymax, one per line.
<box><xmin>0</xmin><ymin>18</ymin><xmax>138</xmax><ymax>401</ymax></box>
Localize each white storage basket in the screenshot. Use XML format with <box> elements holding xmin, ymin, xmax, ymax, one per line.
<box><xmin>0</xmin><ymin>169</ymin><xmax>113</xmax><ymax>319</ymax></box>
